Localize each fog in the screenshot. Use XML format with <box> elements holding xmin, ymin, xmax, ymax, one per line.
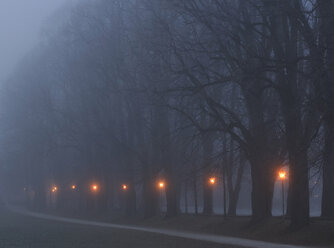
<box><xmin>0</xmin><ymin>0</ymin><xmax>68</xmax><ymax>81</ymax></box>
<box><xmin>0</xmin><ymin>2</ymin><xmax>332</xmax><ymax>245</ymax></box>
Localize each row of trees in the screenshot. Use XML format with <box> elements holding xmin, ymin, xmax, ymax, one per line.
<box><xmin>0</xmin><ymin>0</ymin><xmax>333</xmax><ymax>229</ymax></box>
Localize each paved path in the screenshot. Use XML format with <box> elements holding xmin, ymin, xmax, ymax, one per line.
<box><xmin>10</xmin><ymin>207</ymin><xmax>314</xmax><ymax>248</ymax></box>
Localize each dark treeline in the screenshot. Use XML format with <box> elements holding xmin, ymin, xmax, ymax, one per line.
<box><xmin>0</xmin><ymin>0</ymin><xmax>333</xmax><ymax>230</ymax></box>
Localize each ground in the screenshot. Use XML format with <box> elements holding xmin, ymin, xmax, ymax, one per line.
<box><xmin>0</xmin><ymin>210</ymin><xmax>238</xmax><ymax>248</ymax></box>
<box><xmin>2</xmin><ymin>207</ymin><xmax>334</xmax><ymax>248</ymax></box>
<box><xmin>116</xmin><ymin>215</ymin><xmax>334</xmax><ymax>247</ymax></box>
<box><xmin>52</xmin><ymin>210</ymin><xmax>334</xmax><ymax>247</ymax></box>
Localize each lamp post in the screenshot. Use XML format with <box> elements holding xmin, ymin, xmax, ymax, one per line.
<box><xmin>158</xmin><ymin>181</ymin><xmax>165</xmax><ymax>213</ymax></box>
<box><xmin>222</xmin><ymin>170</ymin><xmax>227</xmax><ymax>218</ymax></box>
<box><xmin>278</xmin><ymin>170</ymin><xmax>287</xmax><ymax>218</ymax></box>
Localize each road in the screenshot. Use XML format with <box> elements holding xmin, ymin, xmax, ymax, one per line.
<box><xmin>4</xmin><ymin>207</ymin><xmax>315</xmax><ymax>248</ymax></box>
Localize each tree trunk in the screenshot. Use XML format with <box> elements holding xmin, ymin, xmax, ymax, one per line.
<box><xmin>322</xmin><ymin>121</ymin><xmax>334</xmax><ymax>218</ymax></box>
<box><xmin>143</xmin><ymin>180</ymin><xmax>158</xmax><ymax>218</ymax></box>
<box><xmin>184</xmin><ymin>180</ymin><xmax>188</xmax><ymax>214</ymax></box>
<box><xmin>318</xmin><ymin>0</ymin><xmax>334</xmax><ymax>219</ymax></box>
<box><xmin>201</xmin><ymin>133</ymin><xmax>214</xmax><ymax>215</ymax></box>
<box><xmin>289</xmin><ymin>149</ymin><xmax>310</xmax><ymax>228</ymax></box>
<box><xmin>125</xmin><ymin>185</ymin><xmax>137</xmax><ymax>216</ymax></box>
<box><xmin>249</xmin><ymin>154</ymin><xmax>275</xmax><ymax>222</ymax></box>
<box><xmin>228</xmin><ymin>153</ymin><xmax>246</xmax><ymax>216</ymax></box>
<box><xmin>165</xmin><ymin>171</ymin><xmax>178</xmax><ymax>218</ymax></box>
<box><xmin>143</xmin><ymin>165</ymin><xmax>159</xmax><ymax>218</ymax></box>
<box><xmin>285</xmin><ymin>117</ymin><xmax>310</xmax><ymax>228</ymax></box>
<box><xmin>202</xmin><ymin>175</ymin><xmax>213</xmax><ymax>215</ymax></box>
<box><xmin>193</xmin><ymin>168</ymin><xmax>198</xmax><ymax>215</ymax></box>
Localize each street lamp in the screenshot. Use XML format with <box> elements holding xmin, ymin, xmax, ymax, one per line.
<box><xmin>51</xmin><ymin>186</ymin><xmax>58</xmax><ymax>193</ymax></box>
<box><xmin>91</xmin><ymin>184</ymin><xmax>99</xmax><ymax>192</ymax></box>
<box><xmin>279</xmin><ymin>171</ymin><xmax>286</xmax><ymax>180</ymax></box>
<box><xmin>209</xmin><ymin>177</ymin><xmax>216</xmax><ymax>185</ymax></box>
<box><xmin>278</xmin><ymin>169</ymin><xmax>287</xmax><ymax>218</ymax></box>
<box><xmin>71</xmin><ymin>185</ymin><xmax>76</xmax><ymax>190</ymax></box>
<box><xmin>157</xmin><ymin>180</ymin><xmax>165</xmax><ymax>213</ymax></box>
<box><xmin>158</xmin><ymin>181</ymin><xmax>165</xmax><ymax>189</ymax></box>
<box><xmin>122</xmin><ymin>184</ymin><xmax>128</xmax><ymax>191</ymax></box>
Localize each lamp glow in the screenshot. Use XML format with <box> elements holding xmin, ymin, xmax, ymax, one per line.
<box><xmin>91</xmin><ymin>184</ymin><xmax>98</xmax><ymax>192</ymax></box>
<box><xmin>209</xmin><ymin>177</ymin><xmax>216</xmax><ymax>185</ymax></box>
<box><xmin>158</xmin><ymin>181</ymin><xmax>165</xmax><ymax>189</ymax></box>
<box><xmin>279</xmin><ymin>171</ymin><xmax>286</xmax><ymax>180</ymax></box>
<box><xmin>51</xmin><ymin>186</ymin><xmax>58</xmax><ymax>193</ymax></box>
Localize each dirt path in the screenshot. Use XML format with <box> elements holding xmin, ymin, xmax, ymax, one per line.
<box><xmin>10</xmin><ymin>207</ymin><xmax>316</xmax><ymax>248</ymax></box>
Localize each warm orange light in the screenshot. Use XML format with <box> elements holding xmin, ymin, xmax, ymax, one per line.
<box><xmin>51</xmin><ymin>186</ymin><xmax>58</xmax><ymax>193</ymax></box>
<box><xmin>158</xmin><ymin>181</ymin><xmax>165</xmax><ymax>189</ymax></box>
<box><xmin>71</xmin><ymin>185</ymin><xmax>76</xmax><ymax>190</ymax></box>
<box><xmin>278</xmin><ymin>171</ymin><xmax>286</xmax><ymax>180</ymax></box>
<box><xmin>122</xmin><ymin>184</ymin><xmax>128</xmax><ymax>190</ymax></box>
<box><xmin>91</xmin><ymin>184</ymin><xmax>98</xmax><ymax>192</ymax></box>
<box><xmin>209</xmin><ymin>177</ymin><xmax>216</xmax><ymax>185</ymax></box>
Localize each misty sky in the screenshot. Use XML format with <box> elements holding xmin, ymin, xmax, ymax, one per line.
<box><xmin>0</xmin><ymin>0</ymin><xmax>68</xmax><ymax>82</ymax></box>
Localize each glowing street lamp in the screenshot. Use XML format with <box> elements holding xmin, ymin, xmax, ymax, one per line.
<box><xmin>209</xmin><ymin>177</ymin><xmax>216</xmax><ymax>185</ymax></box>
<box><xmin>71</xmin><ymin>185</ymin><xmax>76</xmax><ymax>190</ymax></box>
<box><xmin>158</xmin><ymin>181</ymin><xmax>165</xmax><ymax>189</ymax></box>
<box><xmin>51</xmin><ymin>186</ymin><xmax>58</xmax><ymax>193</ymax></box>
<box><xmin>278</xmin><ymin>169</ymin><xmax>287</xmax><ymax>218</ymax></box>
<box><xmin>122</xmin><ymin>184</ymin><xmax>128</xmax><ymax>191</ymax></box>
<box><xmin>91</xmin><ymin>184</ymin><xmax>99</xmax><ymax>192</ymax></box>
<box><xmin>279</xmin><ymin>171</ymin><xmax>286</xmax><ymax>180</ymax></box>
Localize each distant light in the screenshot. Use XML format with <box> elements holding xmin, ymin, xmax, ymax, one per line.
<box><xmin>158</xmin><ymin>181</ymin><xmax>165</xmax><ymax>189</ymax></box>
<box><xmin>122</xmin><ymin>184</ymin><xmax>128</xmax><ymax>190</ymax></box>
<box><xmin>91</xmin><ymin>184</ymin><xmax>98</xmax><ymax>192</ymax></box>
<box><xmin>51</xmin><ymin>186</ymin><xmax>58</xmax><ymax>193</ymax></box>
<box><xmin>209</xmin><ymin>177</ymin><xmax>216</xmax><ymax>185</ymax></box>
<box><xmin>23</xmin><ymin>187</ymin><xmax>27</xmax><ymax>191</ymax></box>
<box><xmin>71</xmin><ymin>185</ymin><xmax>76</xmax><ymax>190</ymax></box>
<box><xmin>278</xmin><ymin>171</ymin><xmax>286</xmax><ymax>180</ymax></box>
